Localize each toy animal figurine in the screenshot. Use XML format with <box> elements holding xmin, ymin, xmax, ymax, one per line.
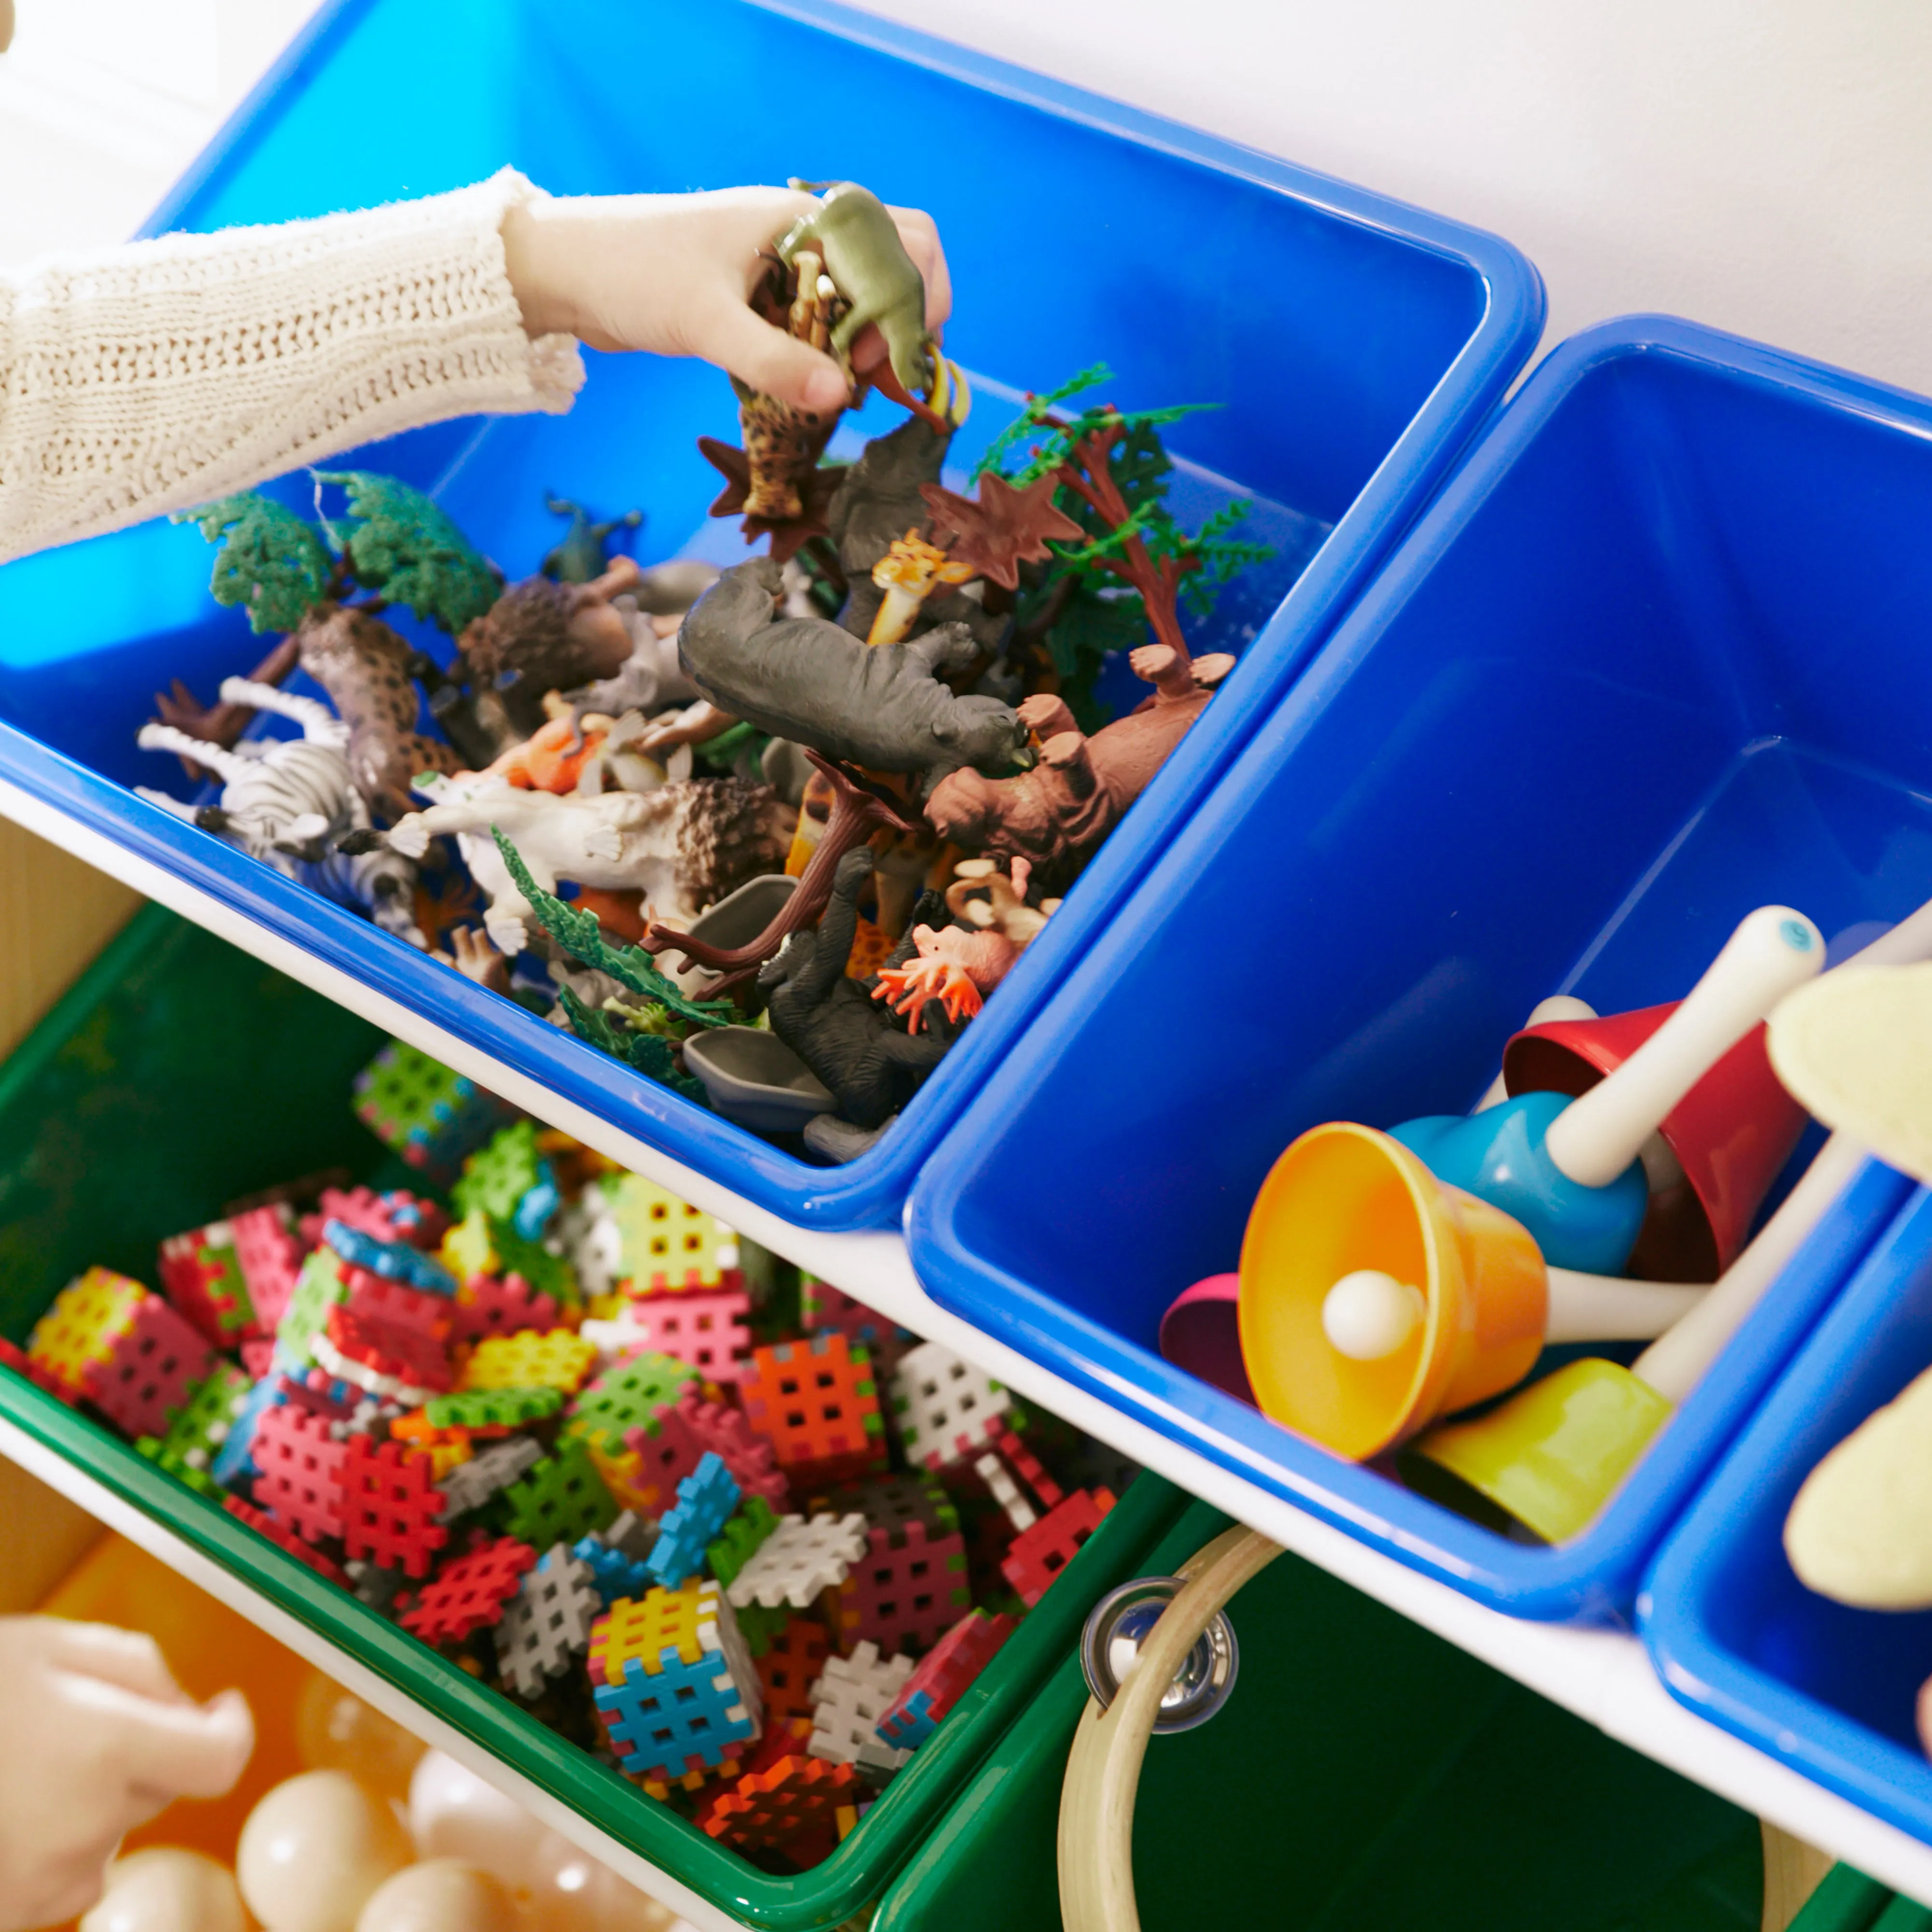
<box><xmin>137</xmin><ymin>679</ymin><xmax>423</xmax><ymax>945</ymax></box>
<box><xmin>294</xmin><ymin>602</ymin><xmax>462</xmax><ymax>822</ymax></box>
<box><xmin>778</xmin><ymin>183</ymin><xmax>937</xmax><ymax>400</ymax></box>
<box><xmin>678</xmin><ymin>558</ymin><xmax>1025</xmax><ymax>782</ymax></box>
<box><xmin>924</xmin><ymin>646</ymin><xmax>1224</xmax><ymax>892</ymax></box>
<box><xmin>564</xmin><ymin>564</ymin><xmax>716</xmax><ymax>730</ymax></box>
<box><xmin>874</xmin><ymin>923</ymin><xmax>1017</xmax><ymax>1028</ymax></box>
<box><xmin>643</xmin><ymin>757</ymin><xmax>914</xmax><ymax>990</ymax></box>
<box><xmin>541</xmin><ymin>494</ymin><xmax>642</xmax><ymax>583</ymax></box>
<box><xmin>457</xmin><ymin>556</ymin><xmax>652</xmax><ymax>744</ymax></box>
<box><xmin>761</xmin><ymin>848</ymin><xmax>957</xmax><ymax>1131</ymax></box>
<box><xmin>373</xmin><ymin>772</ymin><xmax>789</xmax><ymax>958</ymax></box>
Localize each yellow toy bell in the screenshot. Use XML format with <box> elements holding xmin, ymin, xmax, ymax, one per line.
<box><xmin>1237</xmin><ymin>1123</ymin><xmax>1548</xmax><ymax>1461</ymax></box>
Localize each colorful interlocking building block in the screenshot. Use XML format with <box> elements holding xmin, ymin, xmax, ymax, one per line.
<box><xmin>726</xmin><ymin>1512</ymin><xmax>868</xmax><ymax>1612</ymax></box>
<box><xmin>808</xmin><ymin>1641</ymin><xmax>915</xmax><ymax>1775</ymax></box>
<box><xmin>340</xmin><ymin>1436</ymin><xmax>449</xmax><ymax>1577</ymax></box>
<box><xmin>229</xmin><ymin>1204</ymin><xmax>304</xmax><ymax>1333</ymax></box>
<box><xmin>224</xmin><ymin>1495</ymin><xmax>348</xmax><ymax>1586</ymax></box>
<box><xmin>567</xmin><ymin>1350</ymin><xmax>698</xmax><ymax>1460</ymax></box>
<box><xmin>1001</xmin><ymin>1489</ymin><xmax>1116</xmax><ymax>1608</ymax></box>
<box><xmin>603</xmin><ymin>1173</ymin><xmax>741</xmax><ymax>1295</ymax></box>
<box><xmin>452</xmin><ymin>1121</ymin><xmax>558</xmax><ymax>1239</ymax></box>
<box><xmin>889</xmin><ymin>1340</ymin><xmax>1014</xmax><ymax>1472</ymax></box>
<box><xmin>157</xmin><ymin>1221</ymin><xmax>257</xmax><ymax>1344</ymax></box>
<box><xmin>353</xmin><ymin>1041</ymin><xmax>516</xmax><ymax>1186</ymax></box>
<box><xmin>400</xmin><ymin>1534</ymin><xmax>536</xmax><ymax>1646</ymax></box>
<box><xmin>740</xmin><ymin>1335</ymin><xmax>885</xmax><ymax>1490</ymax></box>
<box><xmin>755</xmin><ymin>1616</ymin><xmax>829</xmax><ymax>1724</ymax></box>
<box><xmin>823</xmin><ymin>1474</ymin><xmax>972</xmax><ymax>1658</ymax></box>
<box><xmin>586</xmin><ymin>1579</ymin><xmax>761</xmax><ymax>1781</ymax></box>
<box><xmin>595</xmin><ymin>1291</ymin><xmax>752</xmax><ymax>1383</ymax></box>
<box><xmin>497</xmin><ymin>1437</ymin><xmax>616</xmax><ymax>1549</ymax></box>
<box><xmin>623</xmin><ymin>1386</ymin><xmax>790</xmax><ymax>1515</ymax></box>
<box><xmin>875</xmin><ymin>1609</ymin><xmax>1015</xmax><ymax>1750</ymax></box>
<box><xmin>450</xmin><ymin>1272</ymin><xmax>564</xmax><ymax>1345</ymax></box>
<box><xmin>497</xmin><ymin>1543</ymin><xmax>604</xmax><ymax>1699</ymax></box>
<box><xmin>251</xmin><ymin>1400</ymin><xmax>347</xmax><ymax>1544</ymax></box>
<box><xmin>136</xmin><ymin>1360</ymin><xmax>253</xmax><ymax>1498</ymax></box>
<box><xmin>645</xmin><ymin>1452</ymin><xmax>740</xmax><ymax>1589</ymax></box>
<box><xmin>457</xmin><ymin>1328</ymin><xmax>597</xmax><ymax>1394</ymax></box>
<box><xmin>694</xmin><ymin>1717</ymin><xmax>860</xmax><ymax>1849</ymax></box>
<box><xmin>28</xmin><ymin>1268</ymin><xmax>150</xmax><ymax>1393</ymax></box>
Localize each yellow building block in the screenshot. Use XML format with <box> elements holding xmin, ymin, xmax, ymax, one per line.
<box><xmin>588</xmin><ymin>1580</ymin><xmax>710</xmax><ymax>1685</ymax></box>
<box><xmin>456</xmin><ymin>1328</ymin><xmax>597</xmax><ymax>1393</ymax></box>
<box><xmin>28</xmin><ymin>1268</ymin><xmax>145</xmax><ymax>1386</ymax></box>
<box><xmin>586</xmin><ymin>1440</ymin><xmax>662</xmax><ymax>1517</ymax></box>
<box><xmin>440</xmin><ymin>1208</ymin><xmax>498</xmax><ymax>1285</ymax></box>
<box><xmin>609</xmin><ymin>1174</ymin><xmax>739</xmax><ymax>1295</ymax></box>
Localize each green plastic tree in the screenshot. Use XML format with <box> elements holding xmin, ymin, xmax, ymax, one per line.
<box><xmin>313</xmin><ymin>470</ymin><xmax>499</xmax><ymax>633</ymax></box>
<box><xmin>952</xmin><ymin>364</ymin><xmax>1274</xmax><ymax>722</ymax></box>
<box><xmin>172</xmin><ymin>494</ymin><xmax>334</xmax><ymax>635</ymax></box>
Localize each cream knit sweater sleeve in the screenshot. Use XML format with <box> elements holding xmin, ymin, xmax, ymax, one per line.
<box><xmin>0</xmin><ymin>168</ymin><xmax>584</xmax><ymax>566</ymax></box>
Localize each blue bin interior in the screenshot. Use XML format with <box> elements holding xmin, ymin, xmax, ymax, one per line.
<box><xmin>0</xmin><ymin>0</ymin><xmax>1540</xmax><ymax>1231</ymax></box>
<box><xmin>1644</xmin><ymin>1188</ymin><xmax>1932</xmax><ymax>1844</ymax></box>
<box><xmin>908</xmin><ymin>315</ymin><xmax>1932</xmax><ymax>1620</ymax></box>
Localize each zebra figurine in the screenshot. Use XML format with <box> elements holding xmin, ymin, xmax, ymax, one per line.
<box><xmin>136</xmin><ymin>677</ymin><xmax>426</xmax><ymax>947</ymax></box>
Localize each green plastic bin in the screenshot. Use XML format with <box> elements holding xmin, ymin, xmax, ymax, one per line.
<box><xmin>875</xmin><ymin>1498</ymin><xmax>1905</xmax><ymax>1932</ymax></box>
<box><xmin>0</xmin><ymin>904</ymin><xmax>1193</xmax><ymax>1929</ymax></box>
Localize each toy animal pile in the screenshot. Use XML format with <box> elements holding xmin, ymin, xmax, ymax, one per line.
<box><xmin>136</xmin><ymin>182</ymin><xmax>1270</xmax><ymax>1161</ymax></box>
<box><xmin>0</xmin><ymin>1038</ymin><xmax>1133</xmax><ymax>1871</ymax></box>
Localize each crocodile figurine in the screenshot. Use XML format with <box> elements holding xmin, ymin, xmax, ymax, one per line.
<box><xmin>540</xmin><ymin>494</ymin><xmax>643</xmax><ymax>583</ymax></box>
<box><xmin>778</xmin><ymin>181</ymin><xmax>935</xmax><ymax>399</ymax></box>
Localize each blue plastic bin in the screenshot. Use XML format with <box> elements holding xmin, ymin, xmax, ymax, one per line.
<box><xmin>1644</xmin><ymin>1186</ymin><xmax>1932</xmax><ymax>1846</ymax></box>
<box><xmin>0</xmin><ymin>0</ymin><xmax>1541</xmax><ymax>1233</ymax></box>
<box><xmin>908</xmin><ymin>313</ymin><xmax>1932</xmax><ymax>1621</ymax></box>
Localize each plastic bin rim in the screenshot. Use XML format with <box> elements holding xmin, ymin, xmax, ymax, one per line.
<box><xmin>1637</xmin><ymin>1182</ymin><xmax>1932</xmax><ymax>1846</ymax></box>
<box><xmin>138</xmin><ymin>0</ymin><xmax>1545</xmax><ymax>319</ymax></box>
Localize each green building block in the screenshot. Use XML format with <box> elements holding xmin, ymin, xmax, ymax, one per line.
<box><xmin>425</xmin><ymin>1386</ymin><xmax>565</xmax><ymax>1430</ymax></box>
<box><xmin>353</xmin><ymin>1040</ymin><xmax>511</xmax><ymax>1186</ymax></box>
<box><xmin>497</xmin><ymin>1437</ymin><xmax>617</xmax><ymax>1547</ymax></box>
<box><xmin>452</xmin><ymin>1121</ymin><xmax>546</xmax><ymax>1223</ymax></box>
<box><xmin>137</xmin><ymin>1361</ymin><xmax>253</xmax><ymax>1498</ymax></box>
<box><xmin>707</xmin><ymin>1494</ymin><xmax>779</xmax><ymax>1591</ymax></box>
<box><xmin>565</xmin><ymin>1351</ymin><xmax>700</xmax><ymax>1457</ymax></box>
<box><xmin>275</xmin><ymin>1247</ymin><xmax>347</xmax><ymax>1369</ymax></box>
<box><xmin>442</xmin><ymin>1208</ymin><xmax>577</xmax><ymax>1306</ymax></box>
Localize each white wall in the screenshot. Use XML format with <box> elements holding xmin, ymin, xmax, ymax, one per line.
<box><xmin>0</xmin><ymin>0</ymin><xmax>318</xmax><ymax>266</ymax></box>
<box><xmin>849</xmin><ymin>0</ymin><xmax>1932</xmax><ymax>397</ymax></box>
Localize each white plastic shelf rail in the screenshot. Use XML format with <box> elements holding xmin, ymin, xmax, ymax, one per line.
<box><xmin>10</xmin><ymin>780</ymin><xmax>1932</xmax><ymax>1919</ymax></box>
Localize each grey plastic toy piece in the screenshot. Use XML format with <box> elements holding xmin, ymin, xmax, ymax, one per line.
<box><xmin>437</xmin><ymin>1435</ymin><xmax>544</xmax><ymax>1520</ymax></box>
<box><xmin>497</xmin><ymin>1543</ymin><xmax>605</xmax><ymax>1701</ymax></box>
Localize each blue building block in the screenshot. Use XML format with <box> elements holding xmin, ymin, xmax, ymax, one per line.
<box><xmin>876</xmin><ymin>1687</ymin><xmax>938</xmax><ymax>1750</ymax></box>
<box><xmin>321</xmin><ymin>1219</ymin><xmax>455</xmax><ymax>1295</ymax></box>
<box><xmin>573</xmin><ymin>1532</ymin><xmax>652</xmax><ymax>1609</ymax></box>
<box><xmin>644</xmin><ymin>1452</ymin><xmax>739</xmax><ymax>1589</ymax></box>
<box><xmin>212</xmin><ymin>1374</ymin><xmax>281</xmax><ymax>1487</ymax></box>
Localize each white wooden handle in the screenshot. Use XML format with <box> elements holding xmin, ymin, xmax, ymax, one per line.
<box><xmin>1058</xmin><ymin>1528</ymin><xmax>1283</xmax><ymax>1932</ymax></box>
<box><xmin>1545</xmin><ymin>907</ymin><xmax>1823</xmax><ymax>1187</ymax></box>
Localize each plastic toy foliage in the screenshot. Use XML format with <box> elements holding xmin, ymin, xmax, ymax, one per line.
<box><xmin>173</xmin><ymin>469</ymin><xmax>499</xmax><ymax>638</ymax></box>
<box><xmin>972</xmin><ymin>364</ymin><xmax>1275</xmax><ymax>722</ymax></box>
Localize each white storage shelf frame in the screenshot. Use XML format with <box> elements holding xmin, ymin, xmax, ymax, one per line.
<box><xmin>7</xmin><ymin>777</ymin><xmax>1932</xmax><ymax>1918</ymax></box>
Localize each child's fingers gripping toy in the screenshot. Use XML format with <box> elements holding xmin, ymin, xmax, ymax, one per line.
<box><xmin>0</xmin><ymin>1033</ymin><xmax>1135</xmax><ymax>1900</ymax></box>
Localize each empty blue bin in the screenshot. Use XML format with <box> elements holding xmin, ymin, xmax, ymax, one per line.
<box><xmin>0</xmin><ymin>0</ymin><xmax>1541</xmax><ymax>1232</ymax></box>
<box><xmin>908</xmin><ymin>313</ymin><xmax>1932</xmax><ymax>1620</ymax></box>
<box><xmin>1644</xmin><ymin>1187</ymin><xmax>1932</xmax><ymax>1845</ymax></box>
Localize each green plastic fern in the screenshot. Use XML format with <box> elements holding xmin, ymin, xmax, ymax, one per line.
<box><xmin>313</xmin><ymin>470</ymin><xmax>499</xmax><ymax>633</ymax></box>
<box><xmin>173</xmin><ymin>493</ymin><xmax>332</xmax><ymax>634</ymax></box>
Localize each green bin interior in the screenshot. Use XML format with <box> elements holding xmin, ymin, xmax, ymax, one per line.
<box><xmin>0</xmin><ymin>904</ymin><xmax>1191</xmax><ymax>1928</ymax></box>
<box><xmin>874</xmin><ymin>1499</ymin><xmax>1901</xmax><ymax>1932</ymax></box>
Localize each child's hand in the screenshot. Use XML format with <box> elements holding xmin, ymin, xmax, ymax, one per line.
<box><xmin>501</xmin><ymin>186</ymin><xmax>950</xmax><ymax>416</ymax></box>
<box><xmin>0</xmin><ymin>1618</ymin><xmax>253</xmax><ymax>1932</ymax></box>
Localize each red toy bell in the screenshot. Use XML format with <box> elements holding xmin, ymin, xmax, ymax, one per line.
<box><xmin>1503</xmin><ymin>1004</ymin><xmax>1807</xmax><ymax>1282</ymax></box>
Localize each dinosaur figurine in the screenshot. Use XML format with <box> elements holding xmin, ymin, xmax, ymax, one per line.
<box><xmin>541</xmin><ymin>494</ymin><xmax>642</xmax><ymax>583</ymax></box>
<box><xmin>760</xmin><ymin>848</ymin><xmax>958</xmax><ymax>1131</ymax></box>
<box><xmin>677</xmin><ymin>558</ymin><xmax>1025</xmax><ymax>782</ymax></box>
<box><xmin>778</xmin><ymin>182</ymin><xmax>936</xmax><ymax>400</ymax></box>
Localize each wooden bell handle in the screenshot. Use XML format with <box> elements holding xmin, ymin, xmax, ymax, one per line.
<box><xmin>1057</xmin><ymin>1526</ymin><xmax>1284</xmax><ymax>1932</ymax></box>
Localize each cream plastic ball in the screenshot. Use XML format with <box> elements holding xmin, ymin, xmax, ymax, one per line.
<box><xmin>353</xmin><ymin>1860</ymin><xmax>520</xmax><ymax>1932</ymax></box>
<box><xmin>526</xmin><ymin>1839</ymin><xmax>676</xmax><ymax>1932</ymax></box>
<box><xmin>238</xmin><ymin>1769</ymin><xmax>412</xmax><ymax>1932</ymax></box>
<box><xmin>81</xmin><ymin>1847</ymin><xmax>248</xmax><ymax>1932</ymax></box>
<box><xmin>295</xmin><ymin>1672</ymin><xmax>426</xmax><ymax>1804</ymax></box>
<box><xmin>406</xmin><ymin>1751</ymin><xmax>555</xmax><ymax>1897</ymax></box>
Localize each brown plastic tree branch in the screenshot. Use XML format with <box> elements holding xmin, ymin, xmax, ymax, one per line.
<box><xmin>641</xmin><ymin>754</ymin><xmax>914</xmax><ymax>991</ymax></box>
